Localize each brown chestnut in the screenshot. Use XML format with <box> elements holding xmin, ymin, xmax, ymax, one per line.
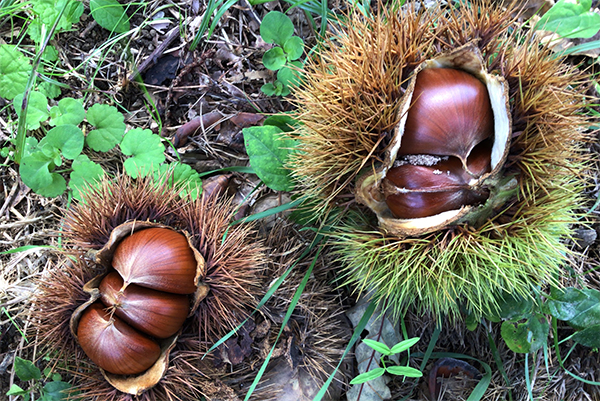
<box><xmin>383</xmin><ymin>147</ymin><xmax>490</xmax><ymax>219</ymax></box>
<box><xmin>77</xmin><ymin>302</ymin><xmax>161</xmax><ymax>375</ymax></box>
<box><xmin>99</xmin><ymin>272</ymin><xmax>189</xmax><ymax>339</ymax></box>
<box><xmin>112</xmin><ymin>228</ymin><xmax>197</xmax><ymax>294</ymax></box>
<box><xmin>400</xmin><ymin>68</ymin><xmax>494</xmax><ymax>168</ymax></box>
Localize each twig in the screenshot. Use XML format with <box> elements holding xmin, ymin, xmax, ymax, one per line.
<box><xmin>128</xmin><ymin>26</ymin><xmax>181</xmax><ymax>82</ymax></box>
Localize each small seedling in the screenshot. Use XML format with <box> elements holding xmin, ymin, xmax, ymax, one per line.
<box><xmin>259</xmin><ymin>11</ymin><xmax>304</xmax><ymax>96</ymax></box>
<box><xmin>6</xmin><ymin>356</ymin><xmax>71</xmax><ymax>401</ymax></box>
<box><xmin>350</xmin><ymin>337</ymin><xmax>422</xmax><ymax>385</ymax></box>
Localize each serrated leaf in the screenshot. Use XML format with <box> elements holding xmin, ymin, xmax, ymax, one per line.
<box><xmin>33</xmin><ymin>0</ymin><xmax>83</xmax><ymax>33</ymax></box>
<box><xmin>389</xmin><ymin>337</ymin><xmax>420</xmax><ymax>354</ymax></box>
<box><xmin>13</xmin><ymin>91</ymin><xmax>49</xmax><ymax>130</ymax></box>
<box><xmin>38</xmin><ymin>80</ymin><xmax>62</xmax><ymax>99</ymax></box>
<box><xmin>0</xmin><ymin>45</ymin><xmax>31</xmax><ymax>99</ymax></box>
<box><xmin>535</xmin><ymin>0</ymin><xmax>600</xmax><ymax>38</ymax></box>
<box><xmin>49</xmin><ymin>98</ymin><xmax>85</xmax><ymax>126</ymax></box>
<box><xmin>153</xmin><ymin>162</ymin><xmax>202</xmax><ymax>200</ymax></box>
<box><xmin>283</xmin><ymin>36</ymin><xmax>303</xmax><ymax>61</ymax></box>
<box><xmin>69</xmin><ymin>154</ymin><xmax>105</xmax><ymax>201</ymax></box>
<box><xmin>501</xmin><ymin>315</ymin><xmax>549</xmax><ymax>354</ymax></box>
<box><xmin>14</xmin><ymin>356</ymin><xmax>42</xmax><ymax>381</ymax></box>
<box><xmin>260</xmin><ymin>11</ymin><xmax>294</xmax><ymax>46</ymax></box>
<box><xmin>120</xmin><ymin>128</ymin><xmax>165</xmax><ymax>178</ymax></box>
<box><xmin>242</xmin><ymin>125</ymin><xmax>295</xmax><ymax>191</ymax></box>
<box><xmin>42</xmin><ymin>380</ymin><xmax>71</xmax><ymax>401</ymax></box>
<box><xmin>362</xmin><ymin>339</ymin><xmax>392</xmax><ymax>356</ymax></box>
<box><xmin>349</xmin><ymin>367</ymin><xmax>385</xmax><ymax>385</ymax></box>
<box><xmin>86</xmin><ymin>104</ymin><xmax>126</xmax><ymax>151</ymax></box>
<box><xmin>263</xmin><ymin>47</ymin><xmax>286</xmax><ymax>71</ymax></box>
<box><xmin>386</xmin><ymin>366</ymin><xmax>423</xmax><ymax>377</ymax></box>
<box><xmin>44</xmin><ymin>124</ymin><xmax>84</xmax><ymax>159</ymax></box>
<box><xmin>90</xmin><ymin>0</ymin><xmax>130</xmax><ymax>33</ymax></box>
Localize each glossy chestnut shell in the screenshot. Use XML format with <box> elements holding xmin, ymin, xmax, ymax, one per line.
<box><xmin>112</xmin><ymin>228</ymin><xmax>198</xmax><ymax>294</ymax></box>
<box><xmin>99</xmin><ymin>272</ymin><xmax>189</xmax><ymax>339</ymax></box>
<box><xmin>77</xmin><ymin>302</ymin><xmax>161</xmax><ymax>376</ymax></box>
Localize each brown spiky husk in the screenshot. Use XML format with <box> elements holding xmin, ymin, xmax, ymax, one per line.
<box><xmin>289</xmin><ymin>1</ymin><xmax>593</xmax><ymax>320</ymax></box>
<box><xmin>32</xmin><ymin>174</ymin><xmax>266</xmax><ymax>399</ymax></box>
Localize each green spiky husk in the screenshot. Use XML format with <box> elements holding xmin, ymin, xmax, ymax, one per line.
<box><xmin>289</xmin><ymin>2</ymin><xmax>593</xmax><ymax>321</ymax></box>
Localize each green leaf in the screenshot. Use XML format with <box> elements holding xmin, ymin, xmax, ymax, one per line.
<box><xmin>242</xmin><ymin>125</ymin><xmax>296</xmax><ymax>191</ymax></box>
<box><xmin>38</xmin><ymin>81</ymin><xmax>62</xmax><ymax>99</ymax></box>
<box><xmin>390</xmin><ymin>337</ymin><xmax>420</xmax><ymax>354</ymax></box>
<box><xmin>43</xmin><ymin>124</ymin><xmax>84</xmax><ymax>159</ymax></box>
<box><xmin>49</xmin><ymin>98</ymin><xmax>85</xmax><ymax>126</ymax></box>
<box><xmin>0</xmin><ymin>45</ymin><xmax>31</xmax><ymax>100</ymax></box>
<box><xmin>90</xmin><ymin>0</ymin><xmax>130</xmax><ymax>33</ymax></box>
<box><xmin>535</xmin><ymin>0</ymin><xmax>600</xmax><ymax>38</ymax></box>
<box><xmin>277</xmin><ymin>61</ymin><xmax>303</xmax><ymax>91</ymax></box>
<box><xmin>260</xmin><ymin>11</ymin><xmax>294</xmax><ymax>46</ymax></box>
<box><xmin>263</xmin><ymin>47</ymin><xmax>286</xmax><ymax>71</ymax></box>
<box><xmin>20</xmin><ymin>151</ymin><xmax>54</xmax><ymax>189</ymax></box>
<box><xmin>7</xmin><ymin>384</ymin><xmax>28</xmax><ymax>396</ymax></box>
<box><xmin>120</xmin><ymin>128</ymin><xmax>165</xmax><ymax>178</ymax></box>
<box><xmin>41</xmin><ymin>380</ymin><xmax>71</xmax><ymax>401</ymax></box>
<box><xmin>13</xmin><ymin>91</ymin><xmax>49</xmax><ymax>130</ymax></box>
<box><xmin>501</xmin><ymin>314</ymin><xmax>549</xmax><ymax>354</ymax></box>
<box><xmin>263</xmin><ymin>114</ymin><xmax>299</xmax><ymax>132</ymax></box>
<box><xmin>547</xmin><ymin>287</ymin><xmax>600</xmax><ymax>329</ymax></box>
<box><xmin>349</xmin><ymin>367</ymin><xmax>385</xmax><ymax>384</ymax></box>
<box><xmin>41</xmin><ymin>45</ymin><xmax>59</xmax><ymax>62</ymax></box>
<box><xmin>487</xmin><ymin>291</ymin><xmax>533</xmax><ymax>322</ymax></box>
<box><xmin>69</xmin><ymin>154</ymin><xmax>105</xmax><ymax>201</ymax></box>
<box><xmin>362</xmin><ymin>338</ymin><xmax>392</xmax><ymax>355</ymax></box>
<box><xmin>30</xmin><ymin>0</ymin><xmax>84</xmax><ymax>42</ymax></box>
<box><xmin>283</xmin><ymin>36</ymin><xmax>304</xmax><ymax>61</ymax></box>
<box><xmin>86</xmin><ymin>104</ymin><xmax>126</xmax><ymax>151</ymax></box>
<box><xmin>14</xmin><ymin>356</ymin><xmax>42</xmax><ymax>381</ymax></box>
<box><xmin>261</xmin><ymin>83</ymin><xmax>278</xmax><ymax>96</ymax></box>
<box><xmin>154</xmin><ymin>162</ymin><xmax>202</xmax><ymax>200</ymax></box>
<box><xmin>571</xmin><ymin>324</ymin><xmax>600</xmax><ymax>348</ymax></box>
<box><xmin>386</xmin><ymin>366</ymin><xmax>423</xmax><ymax>377</ymax></box>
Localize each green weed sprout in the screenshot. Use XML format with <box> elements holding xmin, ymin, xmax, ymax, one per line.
<box><xmin>7</xmin><ymin>356</ymin><xmax>71</xmax><ymax>401</ymax></box>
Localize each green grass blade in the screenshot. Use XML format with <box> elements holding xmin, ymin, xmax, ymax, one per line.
<box><xmin>487</xmin><ymin>330</ymin><xmax>513</xmax><ymax>400</ymax></box>
<box><xmin>0</xmin><ymin>245</ymin><xmax>54</xmax><ymax>255</ymax></box>
<box><xmin>313</xmin><ymin>300</ymin><xmax>376</xmax><ymax>401</ymax></box>
<box><xmin>197</xmin><ymin>165</ymin><xmax>255</xmax><ymax>178</ymax></box>
<box><xmin>243</xmin><ymin>246</ymin><xmax>322</xmax><ymax>400</ymax></box>
<box><xmin>231</xmin><ymin>198</ymin><xmax>302</xmax><ymax>225</ymax></box>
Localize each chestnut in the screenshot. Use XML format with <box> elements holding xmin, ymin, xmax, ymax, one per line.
<box><xmin>99</xmin><ymin>272</ymin><xmax>189</xmax><ymax>339</ymax></box>
<box><xmin>112</xmin><ymin>228</ymin><xmax>198</xmax><ymax>294</ymax></box>
<box><xmin>400</xmin><ymin>67</ymin><xmax>494</xmax><ymax>169</ymax></box>
<box><xmin>77</xmin><ymin>302</ymin><xmax>161</xmax><ymax>375</ymax></box>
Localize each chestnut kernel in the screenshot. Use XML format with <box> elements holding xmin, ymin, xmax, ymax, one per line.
<box><xmin>99</xmin><ymin>272</ymin><xmax>189</xmax><ymax>339</ymax></box>
<box><xmin>77</xmin><ymin>302</ymin><xmax>161</xmax><ymax>375</ymax></box>
<box><xmin>112</xmin><ymin>228</ymin><xmax>197</xmax><ymax>294</ymax></box>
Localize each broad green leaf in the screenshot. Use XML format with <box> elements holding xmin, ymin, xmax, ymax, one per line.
<box><xmin>535</xmin><ymin>0</ymin><xmax>600</xmax><ymax>38</ymax></box>
<box><xmin>69</xmin><ymin>154</ymin><xmax>105</xmax><ymax>201</ymax></box>
<box><xmin>153</xmin><ymin>162</ymin><xmax>202</xmax><ymax>200</ymax></box>
<box><xmin>49</xmin><ymin>98</ymin><xmax>85</xmax><ymax>126</ymax></box>
<box><xmin>20</xmin><ymin>151</ymin><xmax>54</xmax><ymax>189</ymax></box>
<box><xmin>283</xmin><ymin>36</ymin><xmax>304</xmax><ymax>61</ymax></box>
<box><xmin>390</xmin><ymin>337</ymin><xmax>420</xmax><ymax>354</ymax></box>
<box><xmin>90</xmin><ymin>0</ymin><xmax>130</xmax><ymax>33</ymax></box>
<box><xmin>362</xmin><ymin>338</ymin><xmax>392</xmax><ymax>356</ymax></box>
<box><xmin>38</xmin><ymin>81</ymin><xmax>62</xmax><ymax>99</ymax></box>
<box><xmin>349</xmin><ymin>367</ymin><xmax>385</xmax><ymax>384</ymax></box>
<box><xmin>260</xmin><ymin>11</ymin><xmax>294</xmax><ymax>46</ymax></box>
<box><xmin>41</xmin><ymin>45</ymin><xmax>59</xmax><ymax>62</ymax></box>
<box><xmin>29</xmin><ymin>0</ymin><xmax>84</xmax><ymax>43</ymax></box>
<box><xmin>14</xmin><ymin>356</ymin><xmax>42</xmax><ymax>381</ymax></box>
<box><xmin>261</xmin><ymin>83</ymin><xmax>278</xmax><ymax>96</ymax></box>
<box><xmin>44</xmin><ymin>124</ymin><xmax>84</xmax><ymax>159</ymax></box>
<box><xmin>263</xmin><ymin>47</ymin><xmax>286</xmax><ymax>71</ymax></box>
<box><xmin>486</xmin><ymin>291</ymin><xmax>533</xmax><ymax>322</ymax></box>
<box><xmin>6</xmin><ymin>384</ymin><xmax>27</xmax><ymax>396</ymax></box>
<box><xmin>263</xmin><ymin>114</ymin><xmax>299</xmax><ymax>132</ymax></box>
<box><xmin>547</xmin><ymin>287</ymin><xmax>600</xmax><ymax>329</ymax></box>
<box><xmin>42</xmin><ymin>380</ymin><xmax>71</xmax><ymax>401</ymax></box>
<box><xmin>386</xmin><ymin>366</ymin><xmax>423</xmax><ymax>377</ymax></box>
<box><xmin>571</xmin><ymin>324</ymin><xmax>600</xmax><ymax>348</ymax></box>
<box><xmin>86</xmin><ymin>104</ymin><xmax>126</xmax><ymax>151</ymax></box>
<box><xmin>277</xmin><ymin>61</ymin><xmax>303</xmax><ymax>92</ymax></box>
<box><xmin>500</xmin><ymin>315</ymin><xmax>549</xmax><ymax>354</ymax></box>
<box><xmin>36</xmin><ymin>172</ymin><xmax>67</xmax><ymax>197</ymax></box>
<box><xmin>120</xmin><ymin>128</ymin><xmax>165</xmax><ymax>178</ymax></box>
<box><xmin>13</xmin><ymin>91</ymin><xmax>49</xmax><ymax>130</ymax></box>
<box><xmin>0</xmin><ymin>45</ymin><xmax>31</xmax><ymax>99</ymax></box>
<box><xmin>243</xmin><ymin>125</ymin><xmax>296</xmax><ymax>191</ymax></box>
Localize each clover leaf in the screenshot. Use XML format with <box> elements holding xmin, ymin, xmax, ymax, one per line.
<box><xmin>120</xmin><ymin>128</ymin><xmax>165</xmax><ymax>178</ymax></box>
<box><xmin>86</xmin><ymin>104</ymin><xmax>126</xmax><ymax>151</ymax></box>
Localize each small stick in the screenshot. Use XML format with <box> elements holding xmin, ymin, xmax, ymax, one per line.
<box><xmin>128</xmin><ymin>26</ymin><xmax>180</xmax><ymax>82</ymax></box>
